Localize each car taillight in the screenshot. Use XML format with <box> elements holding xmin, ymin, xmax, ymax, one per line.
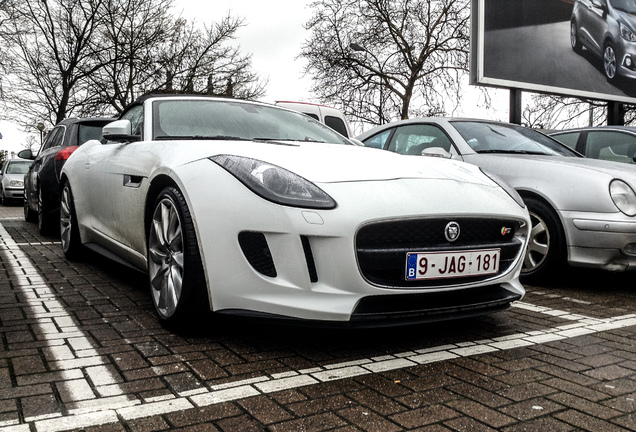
<box><xmin>55</xmin><ymin>146</ymin><xmax>80</xmax><ymax>161</ymax></box>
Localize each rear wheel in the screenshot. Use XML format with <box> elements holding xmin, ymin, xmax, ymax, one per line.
<box><xmin>148</xmin><ymin>186</ymin><xmax>208</xmax><ymax>326</ymax></box>
<box><xmin>60</xmin><ymin>180</ymin><xmax>83</xmax><ymax>259</ymax></box>
<box><xmin>570</xmin><ymin>20</ymin><xmax>582</xmax><ymax>54</ymax></box>
<box><xmin>521</xmin><ymin>197</ymin><xmax>566</xmax><ymax>283</ymax></box>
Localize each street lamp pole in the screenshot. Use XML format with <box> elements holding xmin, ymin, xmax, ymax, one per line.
<box><xmin>37</xmin><ymin>123</ymin><xmax>45</xmax><ymax>145</ymax></box>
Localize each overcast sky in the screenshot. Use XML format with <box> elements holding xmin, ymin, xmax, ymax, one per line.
<box><xmin>179</xmin><ymin>0</ymin><xmax>315</xmax><ymax>103</ymax></box>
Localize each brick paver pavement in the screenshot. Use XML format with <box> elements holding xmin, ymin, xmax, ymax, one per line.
<box><xmin>0</xmin><ymin>204</ymin><xmax>635</xmax><ymax>431</ymax></box>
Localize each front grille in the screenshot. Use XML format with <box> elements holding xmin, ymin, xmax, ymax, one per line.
<box><xmin>356</xmin><ymin>218</ymin><xmax>524</xmax><ymax>287</ymax></box>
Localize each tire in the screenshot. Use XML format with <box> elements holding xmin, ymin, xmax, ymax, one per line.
<box><xmin>24</xmin><ymin>195</ymin><xmax>37</xmax><ymax>222</ymax></box>
<box><xmin>38</xmin><ymin>187</ymin><xmax>56</xmax><ymax>235</ymax></box>
<box><xmin>148</xmin><ymin>186</ymin><xmax>209</xmax><ymax>326</ymax></box>
<box><xmin>604</xmin><ymin>41</ymin><xmax>617</xmax><ymax>81</ymax></box>
<box><xmin>521</xmin><ymin>197</ymin><xmax>566</xmax><ymax>283</ymax></box>
<box><xmin>1</xmin><ymin>187</ymin><xmax>7</xmax><ymax>206</ymax></box>
<box><xmin>570</xmin><ymin>20</ymin><xmax>582</xmax><ymax>54</ymax></box>
<box><xmin>60</xmin><ymin>180</ymin><xmax>83</xmax><ymax>259</ymax></box>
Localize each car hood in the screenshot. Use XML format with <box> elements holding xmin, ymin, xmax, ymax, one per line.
<box><xmin>465</xmin><ymin>153</ymin><xmax>636</xmax><ymax>179</ymax></box>
<box><xmin>98</xmin><ymin>139</ymin><xmax>496</xmax><ymax>186</ymax></box>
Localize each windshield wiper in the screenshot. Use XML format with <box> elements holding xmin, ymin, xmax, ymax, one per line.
<box><xmin>155</xmin><ymin>135</ymin><xmax>249</xmax><ymax>141</ymax></box>
<box><xmin>477</xmin><ymin>149</ymin><xmax>548</xmax><ymax>155</ymax></box>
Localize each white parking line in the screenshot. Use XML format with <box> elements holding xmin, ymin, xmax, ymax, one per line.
<box><xmin>1</xmin><ymin>225</ymin><xmax>635</xmax><ymax>432</ymax></box>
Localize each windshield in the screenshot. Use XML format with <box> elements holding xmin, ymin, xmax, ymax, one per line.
<box><xmin>610</xmin><ymin>0</ymin><xmax>636</xmax><ymax>13</ymax></box>
<box><xmin>5</xmin><ymin>160</ymin><xmax>33</xmax><ymax>174</ymax></box>
<box><xmin>451</xmin><ymin>121</ymin><xmax>580</xmax><ymax>157</ymax></box>
<box><xmin>152</xmin><ymin>99</ymin><xmax>351</xmax><ymax>145</ymax></box>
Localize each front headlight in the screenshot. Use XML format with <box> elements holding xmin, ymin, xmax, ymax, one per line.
<box><xmin>211</xmin><ymin>155</ymin><xmax>336</xmax><ymax>209</ymax></box>
<box><xmin>9</xmin><ymin>180</ymin><xmax>23</xmax><ymax>188</ymax></box>
<box><xmin>610</xmin><ymin>179</ymin><xmax>636</xmax><ymax>216</ymax></box>
<box><xmin>621</xmin><ymin>22</ymin><xmax>636</xmax><ymax>42</ymax></box>
<box><xmin>479</xmin><ymin>168</ymin><xmax>526</xmax><ymax>208</ymax></box>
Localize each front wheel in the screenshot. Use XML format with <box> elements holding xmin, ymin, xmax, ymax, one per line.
<box><xmin>24</xmin><ymin>195</ymin><xmax>36</xmax><ymax>222</ymax></box>
<box><xmin>521</xmin><ymin>197</ymin><xmax>566</xmax><ymax>283</ymax></box>
<box><xmin>38</xmin><ymin>187</ymin><xmax>56</xmax><ymax>235</ymax></box>
<box><xmin>604</xmin><ymin>42</ymin><xmax>617</xmax><ymax>81</ymax></box>
<box><xmin>148</xmin><ymin>186</ymin><xmax>208</xmax><ymax>326</ymax></box>
<box><xmin>60</xmin><ymin>180</ymin><xmax>83</xmax><ymax>259</ymax></box>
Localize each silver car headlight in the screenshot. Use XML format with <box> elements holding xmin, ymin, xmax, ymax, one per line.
<box><xmin>610</xmin><ymin>179</ymin><xmax>636</xmax><ymax>216</ymax></box>
<box><xmin>620</xmin><ymin>22</ymin><xmax>636</xmax><ymax>42</ymax></box>
<box><xmin>211</xmin><ymin>155</ymin><xmax>336</xmax><ymax>209</ymax></box>
<box><xmin>479</xmin><ymin>168</ymin><xmax>526</xmax><ymax>208</ymax></box>
<box><xmin>9</xmin><ymin>180</ymin><xmax>23</xmax><ymax>188</ymax></box>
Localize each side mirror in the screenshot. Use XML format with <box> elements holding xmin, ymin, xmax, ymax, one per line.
<box><xmin>18</xmin><ymin>149</ymin><xmax>34</xmax><ymax>160</ymax></box>
<box><xmin>421</xmin><ymin>147</ymin><xmax>452</xmax><ymax>159</ymax></box>
<box><xmin>102</xmin><ymin>119</ymin><xmax>139</xmax><ymax>143</ymax></box>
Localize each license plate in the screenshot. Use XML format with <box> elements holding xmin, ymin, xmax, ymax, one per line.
<box><xmin>406</xmin><ymin>249</ymin><xmax>500</xmax><ymax>280</ymax></box>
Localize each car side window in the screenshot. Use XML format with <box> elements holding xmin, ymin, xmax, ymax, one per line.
<box><xmin>121</xmin><ymin>106</ymin><xmax>144</xmax><ymax>137</ymax></box>
<box><xmin>551</xmin><ymin>132</ymin><xmax>580</xmax><ymax>150</ymax></box>
<box><xmin>324</xmin><ymin>115</ymin><xmax>349</xmax><ymax>137</ymax></box>
<box><xmin>587</xmin><ymin>131</ymin><xmax>636</xmax><ymax>164</ymax></box>
<box><xmin>363</xmin><ymin>129</ymin><xmax>393</xmax><ymax>149</ymax></box>
<box><xmin>387</xmin><ymin>124</ymin><xmax>455</xmax><ymax>155</ymax></box>
<box><xmin>41</xmin><ymin>127</ymin><xmax>65</xmax><ymax>152</ymax></box>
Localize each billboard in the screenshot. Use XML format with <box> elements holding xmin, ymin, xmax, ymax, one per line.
<box><xmin>470</xmin><ymin>0</ymin><xmax>636</xmax><ymax>105</ymax></box>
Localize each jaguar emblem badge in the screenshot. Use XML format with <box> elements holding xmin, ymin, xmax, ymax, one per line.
<box><xmin>445</xmin><ymin>221</ymin><xmax>461</xmax><ymax>242</ymax></box>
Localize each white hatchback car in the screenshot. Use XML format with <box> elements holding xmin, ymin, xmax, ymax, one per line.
<box><xmin>0</xmin><ymin>159</ymin><xmax>34</xmax><ymax>205</ymax></box>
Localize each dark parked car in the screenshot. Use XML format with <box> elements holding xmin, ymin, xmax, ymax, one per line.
<box><xmin>0</xmin><ymin>159</ymin><xmax>34</xmax><ymax>205</ymax></box>
<box><xmin>20</xmin><ymin>117</ymin><xmax>112</xmax><ymax>235</ymax></box>
<box><xmin>550</xmin><ymin>126</ymin><xmax>636</xmax><ymax>165</ymax></box>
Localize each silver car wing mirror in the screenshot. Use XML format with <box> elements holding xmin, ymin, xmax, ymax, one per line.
<box><xmin>421</xmin><ymin>147</ymin><xmax>452</xmax><ymax>159</ymax></box>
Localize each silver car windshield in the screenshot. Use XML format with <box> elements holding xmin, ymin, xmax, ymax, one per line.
<box><xmin>5</xmin><ymin>161</ymin><xmax>33</xmax><ymax>174</ymax></box>
<box><xmin>152</xmin><ymin>99</ymin><xmax>351</xmax><ymax>145</ymax></box>
<box><xmin>610</xmin><ymin>0</ymin><xmax>636</xmax><ymax>14</ymax></box>
<box><xmin>451</xmin><ymin>121</ymin><xmax>580</xmax><ymax>157</ymax></box>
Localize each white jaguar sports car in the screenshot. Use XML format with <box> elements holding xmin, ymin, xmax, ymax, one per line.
<box><xmin>60</xmin><ymin>95</ymin><xmax>530</xmax><ymax>327</ymax></box>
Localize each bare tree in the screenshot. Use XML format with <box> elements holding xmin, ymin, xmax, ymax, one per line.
<box><xmin>1</xmin><ymin>0</ymin><xmax>106</xmax><ymax>130</ymax></box>
<box><xmin>522</xmin><ymin>94</ymin><xmax>636</xmax><ymax>130</ymax></box>
<box><xmin>0</xmin><ymin>0</ymin><xmax>267</xmax><ymax>130</ymax></box>
<box><xmin>301</xmin><ymin>0</ymin><xmax>470</xmax><ymax>126</ymax></box>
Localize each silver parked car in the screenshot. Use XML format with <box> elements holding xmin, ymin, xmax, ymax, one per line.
<box><xmin>571</xmin><ymin>0</ymin><xmax>636</xmax><ymax>81</ymax></box>
<box><xmin>358</xmin><ymin>118</ymin><xmax>636</xmax><ymax>282</ymax></box>
<box><xmin>550</xmin><ymin>126</ymin><xmax>636</xmax><ymax>165</ymax></box>
<box><xmin>0</xmin><ymin>159</ymin><xmax>34</xmax><ymax>206</ymax></box>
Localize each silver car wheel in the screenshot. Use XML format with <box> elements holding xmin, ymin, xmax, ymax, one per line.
<box><xmin>523</xmin><ymin>211</ymin><xmax>550</xmax><ymax>273</ymax></box>
<box><xmin>60</xmin><ymin>184</ymin><xmax>73</xmax><ymax>251</ymax></box>
<box><xmin>148</xmin><ymin>196</ymin><xmax>185</xmax><ymax>320</ymax></box>
<box><xmin>604</xmin><ymin>44</ymin><xmax>617</xmax><ymax>80</ymax></box>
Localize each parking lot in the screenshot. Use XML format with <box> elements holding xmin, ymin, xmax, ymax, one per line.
<box><xmin>1</xmin><ymin>204</ymin><xmax>636</xmax><ymax>432</ymax></box>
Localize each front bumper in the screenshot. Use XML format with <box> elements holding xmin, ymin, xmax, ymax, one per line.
<box><xmin>565</xmin><ymin>210</ymin><xmax>636</xmax><ymax>271</ymax></box>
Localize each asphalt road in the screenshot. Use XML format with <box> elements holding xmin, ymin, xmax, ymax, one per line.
<box><xmin>1</xmin><ymin>204</ymin><xmax>636</xmax><ymax>431</ymax></box>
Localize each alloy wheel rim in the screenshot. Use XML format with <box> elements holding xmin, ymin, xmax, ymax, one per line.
<box><xmin>59</xmin><ymin>186</ymin><xmax>72</xmax><ymax>251</ymax></box>
<box><xmin>604</xmin><ymin>46</ymin><xmax>616</xmax><ymax>79</ymax></box>
<box><xmin>570</xmin><ymin>23</ymin><xmax>576</xmax><ymax>48</ymax></box>
<box><xmin>148</xmin><ymin>197</ymin><xmax>184</xmax><ymax>319</ymax></box>
<box><xmin>38</xmin><ymin>188</ymin><xmax>43</xmax><ymax>231</ymax></box>
<box><xmin>522</xmin><ymin>211</ymin><xmax>550</xmax><ymax>273</ymax></box>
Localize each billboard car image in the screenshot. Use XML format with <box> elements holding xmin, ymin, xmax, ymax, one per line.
<box><xmin>471</xmin><ymin>0</ymin><xmax>636</xmax><ymax>104</ymax></box>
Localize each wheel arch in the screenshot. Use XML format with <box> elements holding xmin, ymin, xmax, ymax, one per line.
<box><xmin>517</xmin><ymin>190</ymin><xmax>567</xmax><ymax>240</ymax></box>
